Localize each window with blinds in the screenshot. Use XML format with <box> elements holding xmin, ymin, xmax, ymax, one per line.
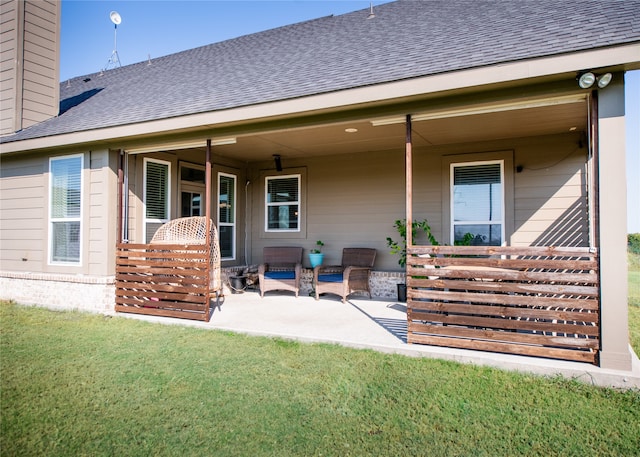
<box><xmin>451</xmin><ymin>161</ymin><xmax>504</xmax><ymax>246</ymax></box>
<box><xmin>265</xmin><ymin>175</ymin><xmax>300</xmax><ymax>231</ymax></box>
<box><xmin>144</xmin><ymin>159</ymin><xmax>170</xmax><ymax>242</ymax></box>
<box><xmin>49</xmin><ymin>154</ymin><xmax>83</xmax><ymax>263</ymax></box>
<box><xmin>218</xmin><ymin>173</ymin><xmax>236</xmax><ymax>259</ymax></box>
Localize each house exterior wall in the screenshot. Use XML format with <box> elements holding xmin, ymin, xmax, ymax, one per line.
<box><xmin>0</xmin><ymin>0</ymin><xmax>60</xmax><ymax>136</ymax></box>
<box><xmin>0</xmin><ymin>151</ymin><xmax>47</xmax><ymax>269</ymax></box>
<box><xmin>0</xmin><ymin>148</ymin><xmax>118</xmax><ymax>310</ymax></box>
<box><xmin>246</xmin><ymin>132</ymin><xmax>588</xmax><ymax>271</ymax></box>
<box><xmin>1</xmin><ymin>130</ymin><xmax>587</xmax><ymax>311</ymax></box>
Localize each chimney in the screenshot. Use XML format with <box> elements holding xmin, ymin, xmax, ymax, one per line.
<box><xmin>1</xmin><ymin>0</ymin><xmax>61</xmax><ymax>136</ymax></box>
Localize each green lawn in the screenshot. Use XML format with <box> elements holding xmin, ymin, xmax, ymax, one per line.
<box><xmin>629</xmin><ymin>252</ymin><xmax>640</xmax><ymax>355</ymax></box>
<box><xmin>2</xmin><ymin>302</ymin><xmax>639</xmax><ymax>457</ymax></box>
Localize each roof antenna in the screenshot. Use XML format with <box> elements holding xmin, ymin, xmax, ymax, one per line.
<box><xmin>367</xmin><ymin>2</ymin><xmax>375</xmax><ymax>19</ymax></box>
<box><xmin>103</xmin><ymin>11</ymin><xmax>122</xmax><ymax>71</ymax></box>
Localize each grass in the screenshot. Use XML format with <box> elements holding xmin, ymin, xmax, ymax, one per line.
<box><xmin>629</xmin><ymin>252</ymin><xmax>640</xmax><ymax>355</ymax></box>
<box><xmin>2</xmin><ymin>302</ymin><xmax>639</xmax><ymax>457</ymax></box>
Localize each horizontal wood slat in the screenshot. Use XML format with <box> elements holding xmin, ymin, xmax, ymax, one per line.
<box><xmin>414</xmin><ymin>255</ymin><xmax>597</xmax><ymax>271</ymax></box>
<box><xmin>409</xmin><ymin>322</ymin><xmax>599</xmax><ymax>349</ymax></box>
<box><xmin>407</xmin><ymin>266</ymin><xmax>598</xmax><ymax>284</ymax></box>
<box><xmin>406</xmin><ymin>245</ymin><xmax>600</xmax><ymax>364</ymax></box>
<box><xmin>408</xmin><ymin>301</ymin><xmax>599</xmax><ymax>323</ymax></box>
<box><xmin>114</xmin><ymin>304</ymin><xmax>209</xmax><ymax>321</ymax></box>
<box><xmin>410</xmin><ymin>289</ymin><xmax>599</xmax><ymax>310</ymax></box>
<box><xmin>408</xmin><ymin>333</ymin><xmax>597</xmax><ymax>363</ymax></box>
<box><xmin>410</xmin><ymin>277</ymin><xmax>599</xmax><ymax>297</ymax></box>
<box><xmin>115</xmin><ymin>243</ymin><xmax>212</xmax><ymax>322</ymax></box>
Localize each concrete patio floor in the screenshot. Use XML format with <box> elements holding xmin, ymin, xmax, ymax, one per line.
<box><xmin>116</xmin><ymin>289</ymin><xmax>640</xmax><ymax>389</ymax></box>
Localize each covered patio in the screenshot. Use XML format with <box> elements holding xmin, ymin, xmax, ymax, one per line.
<box><xmin>114</xmin><ymin>86</ymin><xmax>616</xmax><ymax>365</ymax></box>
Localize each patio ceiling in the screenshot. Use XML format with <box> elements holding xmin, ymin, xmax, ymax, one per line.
<box><xmin>208</xmin><ymin>97</ymin><xmax>588</xmax><ymax>162</ymax></box>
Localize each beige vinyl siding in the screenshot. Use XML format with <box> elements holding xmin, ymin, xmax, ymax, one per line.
<box><xmin>87</xmin><ymin>149</ymin><xmax>117</xmax><ymax>276</ymax></box>
<box><xmin>0</xmin><ymin>0</ymin><xmax>19</xmax><ymax>135</ymax></box>
<box><xmin>0</xmin><ymin>149</ymin><xmax>118</xmax><ymax>277</ymax></box>
<box><xmin>0</xmin><ymin>153</ymin><xmax>46</xmax><ymax>270</ymax></box>
<box><xmin>249</xmin><ymin>149</ymin><xmax>409</xmax><ymax>271</ymax></box>
<box><xmin>0</xmin><ymin>0</ymin><xmax>59</xmax><ymax>136</ymax></box>
<box><xmin>512</xmin><ymin>134</ymin><xmax>589</xmax><ymax>247</ymax></box>
<box><xmin>247</xmin><ymin>132</ymin><xmax>588</xmax><ymax>271</ymax></box>
<box><xmin>246</xmin><ymin>152</ymin><xmax>388</xmax><ymax>270</ymax></box>
<box><xmin>20</xmin><ymin>0</ymin><xmax>59</xmax><ymax>127</ymax></box>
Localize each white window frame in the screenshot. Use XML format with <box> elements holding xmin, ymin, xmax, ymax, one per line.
<box><xmin>143</xmin><ymin>158</ymin><xmax>171</xmax><ymax>243</ymax></box>
<box><xmin>265</xmin><ymin>174</ymin><xmax>301</xmax><ymax>233</ymax></box>
<box><xmin>218</xmin><ymin>172</ymin><xmax>237</xmax><ymax>260</ymax></box>
<box><xmin>48</xmin><ymin>154</ymin><xmax>84</xmax><ymax>265</ymax></box>
<box><xmin>450</xmin><ymin>159</ymin><xmax>505</xmax><ymax>246</ymax></box>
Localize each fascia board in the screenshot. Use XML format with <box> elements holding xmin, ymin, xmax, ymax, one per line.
<box><xmin>2</xmin><ymin>42</ymin><xmax>639</xmax><ymax>155</ymax></box>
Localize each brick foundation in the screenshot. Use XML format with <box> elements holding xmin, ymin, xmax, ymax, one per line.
<box><xmin>1</xmin><ymin>268</ymin><xmax>404</xmax><ymax>312</ymax></box>
<box><xmin>0</xmin><ymin>271</ymin><xmax>115</xmax><ymax>312</ymax></box>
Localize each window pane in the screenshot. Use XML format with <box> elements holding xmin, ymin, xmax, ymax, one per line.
<box><xmin>267</xmin><ymin>177</ymin><xmax>298</xmax><ymax>203</ymax></box>
<box><xmin>219</xmin><ymin>226</ymin><xmax>233</xmax><ymax>258</ymax></box>
<box><xmin>267</xmin><ymin>205</ymin><xmax>299</xmax><ymax>230</ymax></box>
<box><xmin>51</xmin><ymin>156</ymin><xmax>81</xmax><ymax>218</ymax></box>
<box><xmin>181</xmin><ymin>192</ymin><xmax>201</xmax><ymax>217</ymax></box>
<box><xmin>146</xmin><ymin>161</ymin><xmax>168</xmax><ymax>219</ymax></box>
<box><xmin>454</xmin><ymin>224</ymin><xmax>502</xmax><ymax>246</ymax></box>
<box><xmin>180</xmin><ymin>166</ymin><xmax>205</xmax><ymax>184</ymax></box>
<box><xmin>266</xmin><ymin>175</ymin><xmax>300</xmax><ymax>231</ymax></box>
<box><xmin>219</xmin><ymin>175</ymin><xmax>235</xmax><ymax>223</ymax></box>
<box><xmin>51</xmin><ymin>221</ymin><xmax>80</xmax><ymax>262</ymax></box>
<box><xmin>453</xmin><ymin>163</ymin><xmax>502</xmax><ymax>222</ymax></box>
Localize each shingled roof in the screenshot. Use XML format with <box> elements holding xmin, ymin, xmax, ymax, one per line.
<box><xmin>3</xmin><ymin>0</ymin><xmax>640</xmax><ymax>143</ymax></box>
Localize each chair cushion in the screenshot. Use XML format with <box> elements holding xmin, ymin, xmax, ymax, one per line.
<box><xmin>265</xmin><ymin>271</ymin><xmax>296</xmax><ymax>280</ymax></box>
<box><xmin>318</xmin><ymin>273</ymin><xmax>344</xmax><ymax>283</ymax></box>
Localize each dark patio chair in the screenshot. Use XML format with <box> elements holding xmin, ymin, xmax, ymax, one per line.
<box><xmin>258</xmin><ymin>246</ymin><xmax>303</xmax><ymax>297</ymax></box>
<box><xmin>313</xmin><ymin>248</ymin><xmax>376</xmax><ymax>302</ymax></box>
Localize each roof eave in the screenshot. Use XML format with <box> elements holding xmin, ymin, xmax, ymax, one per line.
<box><xmin>2</xmin><ymin>42</ymin><xmax>639</xmax><ymax>155</ymax></box>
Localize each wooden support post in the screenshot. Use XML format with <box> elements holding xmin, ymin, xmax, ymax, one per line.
<box><xmin>117</xmin><ymin>149</ymin><xmax>124</xmax><ymax>244</ymax></box>
<box><xmin>405</xmin><ymin>114</ymin><xmax>413</xmax><ymax>248</ymax></box>
<box><xmin>590</xmin><ymin>92</ymin><xmax>600</xmax><ymax>247</ymax></box>
<box><xmin>205</xmin><ymin>139</ymin><xmax>214</xmax><ymax>320</ymax></box>
<box><xmin>205</xmin><ymin>139</ymin><xmax>212</xmax><ymax>246</ymax></box>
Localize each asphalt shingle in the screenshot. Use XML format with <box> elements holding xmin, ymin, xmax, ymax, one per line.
<box><xmin>3</xmin><ymin>0</ymin><xmax>639</xmax><ymax>143</ymax></box>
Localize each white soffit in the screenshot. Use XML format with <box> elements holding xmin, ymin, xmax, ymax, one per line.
<box><xmin>370</xmin><ymin>94</ymin><xmax>588</xmax><ymax>126</ymax></box>
<box><xmin>125</xmin><ymin>137</ymin><xmax>236</xmax><ymax>154</ymax></box>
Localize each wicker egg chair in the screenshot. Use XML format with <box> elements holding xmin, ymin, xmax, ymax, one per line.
<box><xmin>150</xmin><ymin>216</ymin><xmax>223</xmax><ymax>306</ymax></box>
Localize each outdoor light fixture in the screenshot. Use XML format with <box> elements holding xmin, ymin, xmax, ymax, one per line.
<box><xmin>273</xmin><ymin>154</ymin><xmax>282</xmax><ymax>171</ymax></box>
<box><xmin>577</xmin><ymin>71</ymin><xmax>613</xmax><ymax>89</ymax></box>
<box><xmin>597</xmin><ymin>72</ymin><xmax>613</xmax><ymax>88</ymax></box>
<box><xmin>578</xmin><ymin>72</ymin><xmax>596</xmax><ymax>89</ymax></box>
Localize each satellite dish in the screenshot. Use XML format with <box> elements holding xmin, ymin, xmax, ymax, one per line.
<box><xmin>110</xmin><ymin>11</ymin><xmax>121</xmax><ymax>25</ymax></box>
<box><xmin>104</xmin><ymin>11</ymin><xmax>122</xmax><ymax>70</ymax></box>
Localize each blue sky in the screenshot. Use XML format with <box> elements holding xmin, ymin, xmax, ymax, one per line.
<box><xmin>60</xmin><ymin>0</ymin><xmax>638</xmax><ymax>232</ymax></box>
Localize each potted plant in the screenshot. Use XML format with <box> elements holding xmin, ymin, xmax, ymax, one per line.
<box><xmin>386</xmin><ymin>219</ymin><xmax>438</xmax><ymax>302</ymax></box>
<box><xmin>308</xmin><ymin>240</ymin><xmax>325</xmax><ymax>268</ymax></box>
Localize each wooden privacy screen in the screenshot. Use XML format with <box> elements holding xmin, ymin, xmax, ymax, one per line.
<box><xmin>115</xmin><ymin>243</ymin><xmax>213</xmax><ymax>321</ymax></box>
<box><xmin>406</xmin><ymin>246</ymin><xmax>600</xmax><ymax>364</ymax></box>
